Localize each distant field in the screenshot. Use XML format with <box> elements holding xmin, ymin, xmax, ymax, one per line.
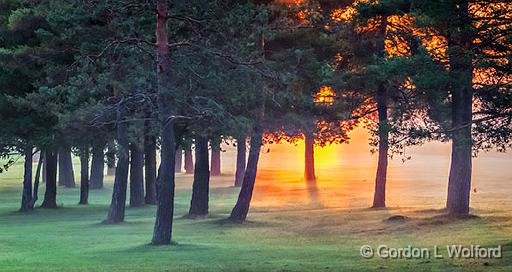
<box><xmin>0</xmin><ymin>140</ymin><xmax>511</xmax><ymax>271</ymax></box>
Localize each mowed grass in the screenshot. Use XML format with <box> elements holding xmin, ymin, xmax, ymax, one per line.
<box><xmin>1</xmin><ymin>157</ymin><xmax>512</xmax><ymax>272</ymax></box>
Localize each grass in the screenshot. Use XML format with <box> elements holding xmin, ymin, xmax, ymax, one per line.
<box><xmin>0</xmin><ymin>154</ymin><xmax>511</xmax><ymax>271</ymax></box>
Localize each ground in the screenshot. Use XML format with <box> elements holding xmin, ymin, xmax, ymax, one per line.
<box><xmin>0</xmin><ymin>137</ymin><xmax>511</xmax><ymax>271</ymax></box>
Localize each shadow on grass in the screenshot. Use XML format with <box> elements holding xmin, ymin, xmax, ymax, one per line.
<box><xmin>117</xmin><ymin>241</ymin><xmax>213</xmax><ymax>253</ymax></box>
<box><xmin>211</xmin><ymin>218</ymin><xmax>277</xmax><ymax>228</ymax></box>
<box><xmin>416</xmin><ymin>213</ymin><xmax>480</xmax><ymax>226</ymax></box>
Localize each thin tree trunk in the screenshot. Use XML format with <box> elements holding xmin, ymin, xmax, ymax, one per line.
<box><xmin>104</xmin><ymin>103</ymin><xmax>130</xmax><ymax>223</ymax></box>
<box><xmin>58</xmin><ymin>146</ymin><xmax>75</xmax><ymax>188</ymax></box>
<box><xmin>175</xmin><ymin>147</ymin><xmax>182</xmax><ymax>173</ymax></box>
<box><xmin>29</xmin><ymin>151</ymin><xmax>43</xmax><ymax>209</ymax></box>
<box><xmin>234</xmin><ymin>137</ymin><xmax>246</xmax><ymax>187</ymax></box>
<box><xmin>79</xmin><ymin>147</ymin><xmax>90</xmax><ymax>205</ymax></box>
<box><xmin>89</xmin><ymin>144</ymin><xmax>105</xmax><ymax>190</ymax></box>
<box><xmin>41</xmin><ymin>148</ymin><xmax>58</xmax><ymax>209</ymax></box>
<box><xmin>20</xmin><ymin>145</ymin><xmax>33</xmax><ymax>212</ymax></box>
<box><xmin>446</xmin><ymin>0</ymin><xmax>473</xmax><ymax>216</ymax></box>
<box><xmin>184</xmin><ymin>147</ymin><xmax>194</xmax><ymax>174</ymax></box>
<box><xmin>106</xmin><ymin>141</ymin><xmax>116</xmax><ymax>176</ymax></box>
<box><xmin>370</xmin><ymin>15</ymin><xmax>389</xmax><ymax>209</ymax></box>
<box><xmin>152</xmin><ymin>0</ymin><xmax>176</xmax><ymax>245</ymax></box>
<box><xmin>189</xmin><ymin>136</ymin><xmax>210</xmax><ymax>216</ymax></box>
<box><xmin>129</xmin><ymin>143</ymin><xmax>145</xmax><ymax>207</ymax></box>
<box><xmin>144</xmin><ymin>134</ymin><xmax>157</xmax><ymax>205</ymax></box>
<box><xmin>372</xmin><ymin>86</ymin><xmax>389</xmax><ymax>208</ymax></box>
<box><xmin>304</xmin><ymin>132</ymin><xmax>316</xmax><ymax>182</ymax></box>
<box><xmin>210</xmin><ymin>137</ymin><xmax>221</xmax><ymax>176</ymax></box>
<box><xmin>229</xmin><ymin>128</ymin><xmax>263</xmax><ymax>221</ymax></box>
<box><xmin>42</xmin><ymin>154</ymin><xmax>46</xmax><ymax>183</ymax></box>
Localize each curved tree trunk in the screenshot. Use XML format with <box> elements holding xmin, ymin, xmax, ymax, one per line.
<box><xmin>144</xmin><ymin>134</ymin><xmax>157</xmax><ymax>205</ymax></box>
<box><xmin>184</xmin><ymin>147</ymin><xmax>194</xmax><ymax>174</ymax></box>
<box><xmin>41</xmin><ymin>148</ymin><xmax>58</xmax><ymax>209</ymax></box>
<box><xmin>446</xmin><ymin>0</ymin><xmax>473</xmax><ymax>216</ymax></box>
<box><xmin>152</xmin><ymin>0</ymin><xmax>176</xmax><ymax>245</ymax></box>
<box><xmin>304</xmin><ymin>132</ymin><xmax>316</xmax><ymax>182</ymax></box>
<box><xmin>175</xmin><ymin>147</ymin><xmax>183</xmax><ymax>173</ymax></box>
<box><xmin>229</xmin><ymin>129</ymin><xmax>263</xmax><ymax>221</ymax></box>
<box><xmin>189</xmin><ymin>136</ymin><xmax>210</xmax><ymax>216</ymax></box>
<box><xmin>372</xmin><ymin>86</ymin><xmax>389</xmax><ymax>208</ymax></box>
<box><xmin>104</xmin><ymin>104</ymin><xmax>130</xmax><ymax>223</ymax></box>
<box><xmin>129</xmin><ymin>143</ymin><xmax>145</xmax><ymax>207</ymax></box>
<box><xmin>58</xmin><ymin>146</ymin><xmax>75</xmax><ymax>188</ymax></box>
<box><xmin>234</xmin><ymin>137</ymin><xmax>246</xmax><ymax>187</ymax></box>
<box><xmin>20</xmin><ymin>145</ymin><xmax>33</xmax><ymax>212</ymax></box>
<box><xmin>89</xmin><ymin>144</ymin><xmax>105</xmax><ymax>190</ymax></box>
<box><xmin>79</xmin><ymin>147</ymin><xmax>90</xmax><ymax>205</ymax></box>
<box><xmin>210</xmin><ymin>137</ymin><xmax>221</xmax><ymax>176</ymax></box>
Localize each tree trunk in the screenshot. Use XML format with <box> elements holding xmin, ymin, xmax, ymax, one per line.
<box><xmin>20</xmin><ymin>145</ymin><xmax>33</xmax><ymax>212</ymax></box>
<box><xmin>129</xmin><ymin>143</ymin><xmax>145</xmax><ymax>207</ymax></box>
<box><xmin>106</xmin><ymin>141</ymin><xmax>116</xmax><ymax>176</ymax></box>
<box><xmin>41</xmin><ymin>148</ymin><xmax>58</xmax><ymax>209</ymax></box>
<box><xmin>152</xmin><ymin>0</ymin><xmax>176</xmax><ymax>245</ymax></box>
<box><xmin>304</xmin><ymin>132</ymin><xmax>316</xmax><ymax>182</ymax></box>
<box><xmin>372</xmin><ymin>86</ymin><xmax>389</xmax><ymax>208</ymax></box>
<box><xmin>42</xmin><ymin>154</ymin><xmax>46</xmax><ymax>183</ymax></box>
<box><xmin>89</xmin><ymin>144</ymin><xmax>105</xmax><ymax>189</ymax></box>
<box><xmin>79</xmin><ymin>147</ymin><xmax>89</xmax><ymax>205</ymax></box>
<box><xmin>229</xmin><ymin>129</ymin><xmax>263</xmax><ymax>221</ymax></box>
<box><xmin>58</xmin><ymin>146</ymin><xmax>75</xmax><ymax>188</ymax></box>
<box><xmin>174</xmin><ymin>147</ymin><xmax>182</xmax><ymax>173</ymax></box>
<box><xmin>210</xmin><ymin>137</ymin><xmax>221</xmax><ymax>176</ymax></box>
<box><xmin>104</xmin><ymin>103</ymin><xmax>130</xmax><ymax>223</ymax></box>
<box><xmin>189</xmin><ymin>136</ymin><xmax>210</xmax><ymax>216</ymax></box>
<box><xmin>144</xmin><ymin>134</ymin><xmax>157</xmax><ymax>205</ymax></box>
<box><xmin>29</xmin><ymin>152</ymin><xmax>43</xmax><ymax>209</ymax></box>
<box><xmin>184</xmin><ymin>147</ymin><xmax>194</xmax><ymax>174</ymax></box>
<box><xmin>370</xmin><ymin>15</ymin><xmax>389</xmax><ymax>209</ymax></box>
<box><xmin>446</xmin><ymin>0</ymin><xmax>473</xmax><ymax>216</ymax></box>
<box><xmin>234</xmin><ymin>137</ymin><xmax>246</xmax><ymax>187</ymax></box>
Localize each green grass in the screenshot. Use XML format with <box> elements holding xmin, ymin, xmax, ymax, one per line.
<box><xmin>0</xmin><ymin>159</ymin><xmax>511</xmax><ymax>271</ymax></box>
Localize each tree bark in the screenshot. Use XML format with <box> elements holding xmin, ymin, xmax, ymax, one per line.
<box><xmin>446</xmin><ymin>0</ymin><xmax>473</xmax><ymax>216</ymax></box>
<box><xmin>304</xmin><ymin>132</ymin><xmax>316</xmax><ymax>182</ymax></box>
<box><xmin>144</xmin><ymin>134</ymin><xmax>157</xmax><ymax>205</ymax></box>
<box><xmin>229</xmin><ymin>128</ymin><xmax>263</xmax><ymax>221</ymax></box>
<box><xmin>175</xmin><ymin>147</ymin><xmax>183</xmax><ymax>173</ymax></box>
<box><xmin>41</xmin><ymin>147</ymin><xmax>58</xmax><ymax>209</ymax></box>
<box><xmin>189</xmin><ymin>136</ymin><xmax>210</xmax><ymax>216</ymax></box>
<box><xmin>79</xmin><ymin>147</ymin><xmax>89</xmax><ymax>205</ymax></box>
<box><xmin>129</xmin><ymin>143</ymin><xmax>145</xmax><ymax>207</ymax></box>
<box><xmin>106</xmin><ymin>141</ymin><xmax>116</xmax><ymax>176</ymax></box>
<box><xmin>372</xmin><ymin>86</ymin><xmax>389</xmax><ymax>208</ymax></box>
<box><xmin>184</xmin><ymin>147</ymin><xmax>194</xmax><ymax>174</ymax></box>
<box><xmin>104</xmin><ymin>103</ymin><xmax>130</xmax><ymax>223</ymax></box>
<box><xmin>152</xmin><ymin>0</ymin><xmax>177</xmax><ymax>245</ymax></box>
<box><xmin>29</xmin><ymin>151</ymin><xmax>43</xmax><ymax>209</ymax></box>
<box><xmin>89</xmin><ymin>144</ymin><xmax>105</xmax><ymax>190</ymax></box>
<box><xmin>58</xmin><ymin>145</ymin><xmax>75</xmax><ymax>188</ymax></box>
<box><xmin>20</xmin><ymin>145</ymin><xmax>33</xmax><ymax>212</ymax></box>
<box><xmin>371</xmin><ymin>15</ymin><xmax>389</xmax><ymax>209</ymax></box>
<box><xmin>210</xmin><ymin>137</ymin><xmax>221</xmax><ymax>176</ymax></box>
<box><xmin>234</xmin><ymin>137</ymin><xmax>246</xmax><ymax>187</ymax></box>
<box><xmin>42</xmin><ymin>154</ymin><xmax>46</xmax><ymax>183</ymax></box>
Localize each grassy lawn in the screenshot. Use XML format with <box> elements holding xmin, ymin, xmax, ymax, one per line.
<box><xmin>0</xmin><ymin>156</ymin><xmax>511</xmax><ymax>272</ymax></box>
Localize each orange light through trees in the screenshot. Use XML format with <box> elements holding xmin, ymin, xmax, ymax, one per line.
<box><xmin>314</xmin><ymin>86</ymin><xmax>336</xmax><ymax>105</ymax></box>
